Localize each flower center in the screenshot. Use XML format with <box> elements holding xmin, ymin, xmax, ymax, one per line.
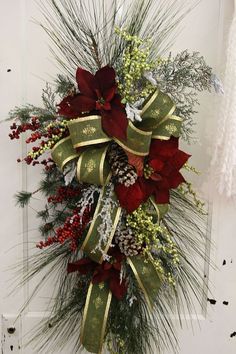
<box><xmin>96</xmin><ymin>97</ymin><xmax>111</xmax><ymax>111</ymax></box>
<box><xmin>144</xmin><ymin>164</ymin><xmax>154</xmax><ymax>179</ymax></box>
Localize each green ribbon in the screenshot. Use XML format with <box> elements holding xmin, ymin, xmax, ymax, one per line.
<box><xmin>68</xmin><ymin>115</ymin><xmax>111</xmax><ymax>148</ymax></box>
<box><xmin>81</xmin><ymin>282</ymin><xmax>112</xmax><ymax>354</ymax></box>
<box><xmin>114</xmin><ymin>121</ymin><xmax>152</xmax><ymax>156</ymax></box>
<box><xmin>51</xmin><ymin>137</ymin><xmax>79</xmax><ymax>170</ymax></box>
<box><xmin>81</xmin><ymin>183</ymin><xmax>122</xmax><ymax>263</ymax></box>
<box><xmin>77</xmin><ymin>144</ymin><xmax>110</xmax><ymax>186</ymax></box>
<box><xmin>128</xmin><ymin>256</ymin><xmax>162</xmax><ymax>310</ymax></box>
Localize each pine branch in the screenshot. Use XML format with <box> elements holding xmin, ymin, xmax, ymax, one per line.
<box><xmin>15</xmin><ymin>191</ymin><xmax>33</xmax><ymax>207</ymax></box>
<box><xmin>55</xmin><ymin>74</ymin><xmax>75</xmax><ymax>97</ymax></box>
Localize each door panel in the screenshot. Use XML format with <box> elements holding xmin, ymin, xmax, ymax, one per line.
<box><xmin>0</xmin><ymin>1</ymin><xmax>234</xmax><ymax>353</ymax></box>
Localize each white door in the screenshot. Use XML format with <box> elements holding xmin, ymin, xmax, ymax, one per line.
<box><xmin>1</xmin><ymin>1</ymin><xmax>235</xmax><ymax>353</ymax></box>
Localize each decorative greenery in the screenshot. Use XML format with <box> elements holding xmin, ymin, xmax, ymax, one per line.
<box><xmin>155</xmin><ymin>50</ymin><xmax>213</xmax><ymax>141</ymax></box>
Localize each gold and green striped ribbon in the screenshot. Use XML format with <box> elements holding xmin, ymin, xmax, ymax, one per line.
<box><xmin>128</xmin><ymin>256</ymin><xmax>162</xmax><ymax>310</ymax></box>
<box><xmin>81</xmin><ymin>183</ymin><xmax>122</xmax><ymax>263</ymax></box>
<box><xmin>81</xmin><ymin>282</ymin><xmax>112</xmax><ymax>354</ymax></box>
<box><xmin>51</xmin><ymin>136</ymin><xmax>79</xmax><ymax>170</ymax></box>
<box><xmin>77</xmin><ymin>144</ymin><xmax>110</xmax><ymax>186</ymax></box>
<box><xmin>114</xmin><ymin>121</ymin><xmax>152</xmax><ymax>156</ymax></box>
<box><xmin>68</xmin><ymin>115</ymin><xmax>111</xmax><ymax>148</ymax></box>
<box><xmin>139</xmin><ymin>89</ymin><xmax>176</xmax><ymax>131</ymax></box>
<box><xmin>152</xmin><ymin>114</ymin><xmax>182</xmax><ymax>140</ymax></box>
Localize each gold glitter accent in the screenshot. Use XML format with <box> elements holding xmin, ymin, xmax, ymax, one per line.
<box><xmin>150</xmin><ymin>108</ymin><xmax>160</xmax><ymax>117</ymax></box>
<box><xmin>85</xmin><ymin>159</ymin><xmax>96</xmax><ymax>173</ymax></box>
<box><xmin>82</xmin><ymin>124</ymin><xmax>97</xmax><ymax>136</ymax></box>
<box><xmin>165</xmin><ymin>124</ymin><xmax>177</xmax><ymax>134</ymax></box>
<box><xmin>93</xmin><ymin>296</ymin><xmax>103</xmax><ymax>310</ymax></box>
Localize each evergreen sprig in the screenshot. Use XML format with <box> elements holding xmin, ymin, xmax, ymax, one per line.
<box><xmin>15</xmin><ymin>191</ymin><xmax>33</xmax><ymax>207</ymax></box>
<box><xmin>155</xmin><ymin>50</ymin><xmax>213</xmax><ymax>141</ymax></box>
<box><xmin>38</xmin><ymin>0</ymin><xmax>196</xmax><ymax>78</ymax></box>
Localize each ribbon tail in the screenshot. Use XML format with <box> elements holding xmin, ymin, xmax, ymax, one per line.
<box><xmin>81</xmin><ymin>282</ymin><xmax>112</xmax><ymax>354</ymax></box>
<box><xmin>128</xmin><ymin>256</ymin><xmax>162</xmax><ymax>310</ymax></box>
<box><xmin>51</xmin><ymin>136</ymin><xmax>79</xmax><ymax>170</ymax></box>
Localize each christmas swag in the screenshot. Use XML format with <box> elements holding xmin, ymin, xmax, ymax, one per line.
<box><xmin>9</xmin><ymin>1</ymin><xmax>215</xmax><ymax>353</ymax></box>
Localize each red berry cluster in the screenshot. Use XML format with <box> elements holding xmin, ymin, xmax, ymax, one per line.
<box><xmin>48</xmin><ymin>186</ymin><xmax>81</xmax><ymax>204</ymax></box>
<box><xmin>36</xmin><ymin>207</ymin><xmax>91</xmax><ymax>251</ymax></box>
<box><xmin>9</xmin><ymin>117</ymin><xmax>40</xmax><ymax>140</ymax></box>
<box><xmin>25</xmin><ymin>125</ymin><xmax>64</xmax><ymax>144</ymax></box>
<box><xmin>18</xmin><ymin>155</ymin><xmax>54</xmax><ymax>168</ymax></box>
<box><xmin>26</xmin><ymin>131</ymin><xmax>42</xmax><ymax>143</ymax></box>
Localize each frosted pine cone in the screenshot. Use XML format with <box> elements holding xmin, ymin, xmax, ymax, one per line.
<box><xmin>107</xmin><ymin>142</ymin><xmax>138</xmax><ymax>187</ymax></box>
<box><xmin>115</xmin><ymin>227</ymin><xmax>142</xmax><ymax>257</ymax></box>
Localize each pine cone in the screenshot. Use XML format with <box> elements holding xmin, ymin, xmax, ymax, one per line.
<box><xmin>107</xmin><ymin>142</ymin><xmax>138</xmax><ymax>187</ymax></box>
<box><xmin>115</xmin><ymin>226</ymin><xmax>142</xmax><ymax>257</ymax></box>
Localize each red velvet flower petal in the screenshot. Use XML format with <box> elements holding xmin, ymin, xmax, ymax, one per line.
<box><xmin>167</xmin><ymin>170</ymin><xmax>185</xmax><ymax>189</ymax></box>
<box><xmin>149</xmin><ymin>137</ymin><xmax>178</xmax><ymax>159</ymax></box>
<box><xmin>92</xmin><ymin>269</ymin><xmax>111</xmax><ymax>283</ymax></box>
<box><xmin>103</xmin><ymin>262</ymin><xmax>113</xmax><ymax>271</ymax></box>
<box><xmin>102</xmin><ymin>87</ymin><xmax>116</xmax><ymax>103</ymax></box>
<box><xmin>170</xmin><ymin>150</ymin><xmax>191</xmax><ymax>170</ymax></box>
<box><xmin>109</xmin><ymin>276</ymin><xmax>127</xmax><ymax>300</ymax></box>
<box><xmin>67</xmin><ymin>258</ymin><xmax>95</xmax><ymax>274</ymax></box>
<box><xmin>76</xmin><ymin>68</ymin><xmax>96</xmax><ymax>99</ymax></box>
<box><xmin>154</xmin><ymin>188</ymin><xmax>170</xmax><ymax>204</ymax></box>
<box><xmin>101</xmin><ymin>106</ymin><xmax>128</xmax><ymax>140</ymax></box>
<box><xmin>69</xmin><ymin>94</ymin><xmax>96</xmax><ymax>113</ymax></box>
<box><xmin>57</xmin><ymin>95</ymin><xmax>81</xmax><ymax>118</ymax></box>
<box><xmin>113</xmin><ymin>261</ymin><xmax>122</xmax><ymax>271</ymax></box>
<box><xmin>112</xmin><ymin>94</ymin><xmax>125</xmax><ymax>108</ymax></box>
<box><xmin>149</xmin><ymin>158</ymin><xmax>164</xmax><ymax>172</ymax></box>
<box><xmin>95</xmin><ymin>66</ymin><xmax>116</xmax><ymax>96</ymax></box>
<box><xmin>115</xmin><ymin>182</ymin><xmax>142</xmax><ymax>213</ymax></box>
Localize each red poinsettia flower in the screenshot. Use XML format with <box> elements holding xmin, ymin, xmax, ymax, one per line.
<box><xmin>67</xmin><ymin>247</ymin><xmax>127</xmax><ymax>300</ymax></box>
<box><xmin>115</xmin><ymin>136</ymin><xmax>190</xmax><ymax>213</ymax></box>
<box><xmin>58</xmin><ymin>65</ymin><xmax>128</xmax><ymax>140</ymax></box>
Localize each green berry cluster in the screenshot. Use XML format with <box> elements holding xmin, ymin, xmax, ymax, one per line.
<box><xmin>143</xmin><ymin>164</ymin><xmax>154</xmax><ymax>179</ymax></box>
<box><xmin>178</xmin><ymin>182</ymin><xmax>206</xmax><ymax>214</ymax></box>
<box><xmin>183</xmin><ymin>163</ymin><xmax>200</xmax><ymax>175</ymax></box>
<box><xmin>27</xmin><ymin>120</ymin><xmax>68</xmax><ymax>160</ymax></box>
<box><xmin>115</xmin><ymin>28</ymin><xmax>155</xmax><ymax>104</ymax></box>
<box><xmin>126</xmin><ymin>205</ymin><xmax>179</xmax><ymax>285</ymax></box>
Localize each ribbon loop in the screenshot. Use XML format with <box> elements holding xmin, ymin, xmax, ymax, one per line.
<box><xmin>68</xmin><ymin>115</ymin><xmax>111</xmax><ymax>148</ymax></box>
<box><xmin>51</xmin><ymin>137</ymin><xmax>79</xmax><ymax>170</ymax></box>
<box><xmin>139</xmin><ymin>89</ymin><xmax>176</xmax><ymax>131</ymax></box>
<box><xmin>152</xmin><ymin>115</ymin><xmax>182</xmax><ymax>140</ymax></box>
<box><xmin>115</xmin><ymin>121</ymin><xmax>152</xmax><ymax>156</ymax></box>
<box><xmin>77</xmin><ymin>144</ymin><xmax>110</xmax><ymax>186</ymax></box>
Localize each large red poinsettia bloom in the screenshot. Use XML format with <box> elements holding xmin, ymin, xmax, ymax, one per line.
<box><xmin>58</xmin><ymin>65</ymin><xmax>128</xmax><ymax>140</ymax></box>
<box><xmin>67</xmin><ymin>248</ymin><xmax>127</xmax><ymax>300</ymax></box>
<box><xmin>115</xmin><ymin>136</ymin><xmax>190</xmax><ymax>213</ymax></box>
